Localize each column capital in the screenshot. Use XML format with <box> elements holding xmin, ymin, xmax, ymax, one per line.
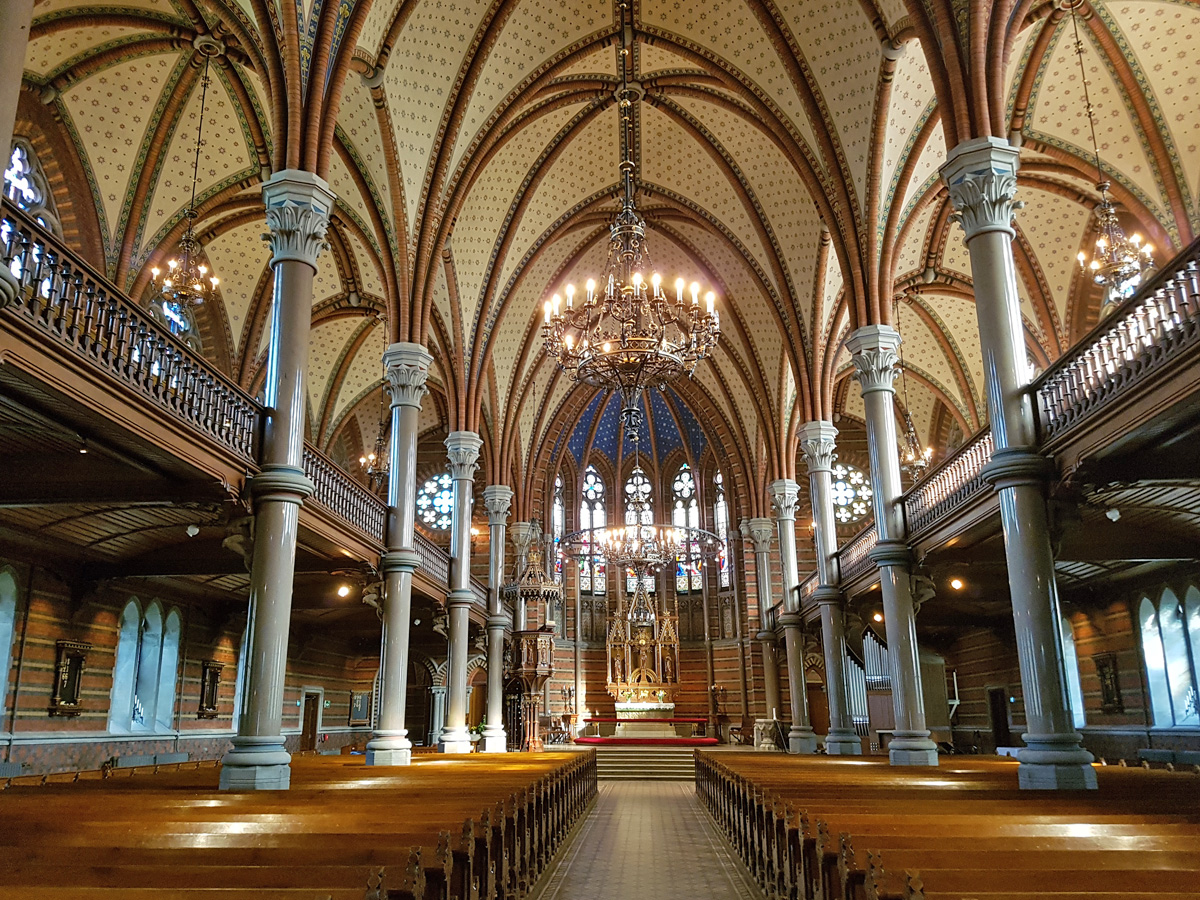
<box><xmin>482</xmin><ymin>485</ymin><xmax>513</xmax><ymax>525</ymax></box>
<box><xmin>261</xmin><ymin>169</ymin><xmax>335</xmax><ymax>269</ymax></box>
<box><xmin>383</xmin><ymin>342</ymin><xmax>433</xmax><ymax>409</ymax></box>
<box><xmin>940</xmin><ymin>136</ymin><xmax>1021</xmax><ymax>242</ymax></box>
<box><xmin>510</xmin><ymin>521</ymin><xmax>538</xmax><ymax>553</ymax></box>
<box><xmin>769</xmin><ymin>478</ymin><xmax>801</xmax><ymax>520</ymax></box>
<box><xmin>846</xmin><ymin>325</ymin><xmax>901</xmax><ymax>395</ymax></box>
<box><xmin>798</xmin><ymin>421</ymin><xmax>839</xmax><ymax>473</ymax></box>
<box><xmin>745</xmin><ymin>516</ymin><xmax>775</xmax><ymax>553</ymax></box>
<box><xmin>445</xmin><ymin>431</ymin><xmax>482</xmax><ymax>480</ymax></box>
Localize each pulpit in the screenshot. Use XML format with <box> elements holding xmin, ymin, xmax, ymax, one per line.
<box><xmin>510</xmin><ymin>627</ymin><xmax>555</xmax><ymax>751</ymax></box>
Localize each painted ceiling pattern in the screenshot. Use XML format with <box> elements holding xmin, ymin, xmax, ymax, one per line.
<box><xmin>15</xmin><ymin>0</ymin><xmax>1200</xmax><ymax>518</ymax></box>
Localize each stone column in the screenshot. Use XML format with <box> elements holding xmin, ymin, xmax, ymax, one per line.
<box><xmin>941</xmin><ymin>137</ymin><xmax>1095</xmax><ymax>789</ymax></box>
<box><xmin>441</xmin><ymin>431</ymin><xmax>482</xmax><ymax>753</ymax></box>
<box><xmin>847</xmin><ymin>326</ymin><xmax>939</xmax><ymax>767</ymax></box>
<box><xmin>769</xmin><ymin>480</ymin><xmax>818</xmax><ymax>753</ymax></box>
<box><xmin>509</xmin><ymin>522</ymin><xmax>537</xmax><ymax>630</ymax></box>
<box><xmin>219</xmin><ymin>170</ymin><xmax>333</xmax><ymax>791</ymax></box>
<box><xmin>798</xmin><ymin>421</ymin><xmax>862</xmax><ymax>755</ymax></box>
<box><xmin>742</xmin><ymin>518</ymin><xmax>782</xmax><ymax>724</ymax></box>
<box><xmin>0</xmin><ymin>0</ymin><xmax>34</xmax><ymax>309</ymax></box>
<box><xmin>366</xmin><ymin>343</ymin><xmax>432</xmax><ymax>766</ymax></box>
<box><xmin>428</xmin><ymin>686</ymin><xmax>447</xmax><ymax>746</ymax></box>
<box><xmin>573</xmin><ymin>575</ymin><xmax>584</xmax><ymax>736</ymax></box>
<box><xmin>481</xmin><ymin>485</ymin><xmax>513</xmax><ymax>753</ymax></box>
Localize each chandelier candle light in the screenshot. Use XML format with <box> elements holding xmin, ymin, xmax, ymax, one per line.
<box><xmin>149</xmin><ymin>47</ymin><xmax>220</xmax><ymax>309</ymax></box>
<box><xmin>1065</xmin><ymin>0</ymin><xmax>1153</xmax><ymax>315</ymax></box>
<box><xmin>541</xmin><ymin>2</ymin><xmax>719</xmax><ymax>430</ymax></box>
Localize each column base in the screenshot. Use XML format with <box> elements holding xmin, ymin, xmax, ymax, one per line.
<box><xmin>365</xmin><ymin>731</ymin><xmax>412</xmax><ymax>767</ymax></box>
<box><xmin>219</xmin><ymin>736</ymin><xmax>292</xmax><ymax>790</ymax></box>
<box><xmin>823</xmin><ymin>730</ymin><xmax>863</xmax><ymax>755</ymax></box>
<box><xmin>888</xmin><ymin>732</ymin><xmax>940</xmax><ymax>766</ymax></box>
<box><xmin>481</xmin><ymin>727</ymin><xmax>508</xmax><ymax>754</ymax></box>
<box><xmin>1017</xmin><ymin>762</ymin><xmax>1098</xmax><ymax>790</ymax></box>
<box><xmin>441</xmin><ymin>727</ymin><xmax>472</xmax><ymax>754</ymax></box>
<box><xmin>788</xmin><ymin>726</ymin><xmax>819</xmax><ymax>754</ymax></box>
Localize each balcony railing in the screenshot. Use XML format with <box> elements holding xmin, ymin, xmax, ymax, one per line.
<box><xmin>302</xmin><ymin>444</ymin><xmax>387</xmax><ymax>543</ymax></box>
<box><xmin>837</xmin><ymin>523</ymin><xmax>878</xmax><ymax>585</ymax></box>
<box><xmin>1</xmin><ymin>202</ymin><xmax>258</xmax><ymax>461</ymax></box>
<box><xmin>414</xmin><ymin>530</ymin><xmax>451</xmax><ymax>585</ymax></box>
<box><xmin>1036</xmin><ymin>237</ymin><xmax>1200</xmax><ymax>439</ymax></box>
<box><xmin>902</xmin><ymin>428</ymin><xmax>994</xmax><ymax>536</ymax></box>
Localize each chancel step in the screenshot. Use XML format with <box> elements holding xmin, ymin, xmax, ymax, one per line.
<box><xmin>594</xmin><ymin>747</ymin><xmax>697</xmax><ymax>781</ymax></box>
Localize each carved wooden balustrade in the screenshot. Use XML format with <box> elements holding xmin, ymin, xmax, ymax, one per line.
<box><xmin>902</xmin><ymin>428</ymin><xmax>994</xmax><ymax>537</ymax></box>
<box><xmin>302</xmin><ymin>443</ymin><xmax>387</xmax><ymax>544</ymax></box>
<box><xmin>1036</xmin><ymin>237</ymin><xmax>1200</xmax><ymax>439</ymax></box>
<box><xmin>1</xmin><ymin>202</ymin><xmax>258</xmax><ymax>460</ymax></box>
<box><xmin>836</xmin><ymin>524</ymin><xmax>879</xmax><ymax>585</ymax></box>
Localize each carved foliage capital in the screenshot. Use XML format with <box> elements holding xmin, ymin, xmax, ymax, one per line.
<box><xmin>769</xmin><ymin>479</ymin><xmax>801</xmax><ymax>520</ymax></box>
<box><xmin>261</xmin><ymin>170</ymin><xmax>336</xmax><ymax>269</ymax></box>
<box><xmin>798</xmin><ymin>422</ymin><xmax>838</xmax><ymax>474</ymax></box>
<box><xmin>846</xmin><ymin>326</ymin><xmax>901</xmax><ymax>395</ymax></box>
<box><xmin>445</xmin><ymin>431</ymin><xmax>482</xmax><ymax>481</ymax></box>
<box><xmin>946</xmin><ymin>171</ymin><xmax>1020</xmax><ymax>240</ymax></box>
<box><xmin>482</xmin><ymin>485</ymin><xmax>513</xmax><ymax>525</ymax></box>
<box><xmin>383</xmin><ymin>342</ymin><xmax>433</xmax><ymax>409</ymax></box>
<box><xmin>746</xmin><ymin>517</ymin><xmax>775</xmax><ymax>553</ymax></box>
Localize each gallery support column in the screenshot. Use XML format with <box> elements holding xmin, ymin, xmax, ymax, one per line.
<box><xmin>481</xmin><ymin>485</ymin><xmax>513</xmax><ymax>753</ymax></box>
<box><xmin>742</xmin><ymin>518</ymin><xmax>782</xmax><ymax>723</ymax></box>
<box><xmin>441</xmin><ymin>432</ymin><xmax>482</xmax><ymax>753</ymax></box>
<box><xmin>366</xmin><ymin>343</ymin><xmax>432</xmax><ymax>766</ymax></box>
<box><xmin>847</xmin><ymin>325</ymin><xmax>939</xmax><ymax>767</ymax></box>
<box><xmin>769</xmin><ymin>480</ymin><xmax>818</xmax><ymax>754</ymax></box>
<box><xmin>942</xmin><ymin>137</ymin><xmax>1095</xmax><ymax>790</ymax></box>
<box><xmin>798</xmin><ymin>421</ymin><xmax>862</xmax><ymax>755</ymax></box>
<box><xmin>0</xmin><ymin>0</ymin><xmax>34</xmax><ymax>309</ymax></box>
<box><xmin>220</xmin><ymin>170</ymin><xmax>334</xmax><ymax>790</ymax></box>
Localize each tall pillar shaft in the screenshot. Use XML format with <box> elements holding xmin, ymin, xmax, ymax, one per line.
<box><xmin>441</xmin><ymin>431</ymin><xmax>481</xmax><ymax>753</ymax></box>
<box><xmin>847</xmin><ymin>326</ymin><xmax>938</xmax><ymax>767</ymax></box>
<box><xmin>481</xmin><ymin>485</ymin><xmax>512</xmax><ymax>753</ymax></box>
<box><xmin>366</xmin><ymin>344</ymin><xmax>432</xmax><ymax>766</ymax></box>
<box><xmin>770</xmin><ymin>480</ymin><xmax>817</xmax><ymax>753</ymax></box>
<box><xmin>509</xmin><ymin>523</ymin><xmax>537</xmax><ymax>629</ymax></box>
<box><xmin>799</xmin><ymin>421</ymin><xmax>861</xmax><ymax>755</ymax></box>
<box><xmin>942</xmin><ymin>137</ymin><xmax>1095</xmax><ymax>789</ymax></box>
<box><xmin>742</xmin><ymin>518</ymin><xmax>782</xmax><ymax>725</ymax></box>
<box><xmin>0</xmin><ymin>0</ymin><xmax>33</xmax><ymax>309</ymax></box>
<box><xmin>220</xmin><ymin>171</ymin><xmax>334</xmax><ymax>790</ymax></box>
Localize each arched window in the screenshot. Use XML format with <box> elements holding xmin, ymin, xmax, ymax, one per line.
<box><xmin>830</xmin><ymin>463</ymin><xmax>873</xmax><ymax>524</ymax></box>
<box><xmin>1060</xmin><ymin>614</ymin><xmax>1086</xmax><ymax>729</ymax></box>
<box><xmin>672</xmin><ymin>464</ymin><xmax>702</xmax><ymax>593</ymax></box>
<box><xmin>551</xmin><ymin>474</ymin><xmax>565</xmax><ymax>582</ymax></box>
<box><xmin>1139</xmin><ymin>589</ymin><xmax>1200</xmax><ymax>727</ymax></box>
<box><xmin>416</xmin><ymin>472</ymin><xmax>454</xmax><ymax>530</ymax></box>
<box><xmin>0</xmin><ymin>569</ymin><xmax>18</xmax><ymax>718</ymax></box>
<box><xmin>109</xmin><ymin>599</ymin><xmax>181</xmax><ymax>733</ymax></box>
<box><xmin>713</xmin><ymin>471</ymin><xmax>730</xmax><ymax>588</ymax></box>
<box><xmin>625</xmin><ymin>466</ymin><xmax>655</xmax><ymax>594</ymax></box>
<box><xmin>579</xmin><ymin>467</ymin><xmax>606</xmax><ymax>595</ymax></box>
<box><xmin>3</xmin><ymin>140</ymin><xmax>58</xmax><ymax>232</ymax></box>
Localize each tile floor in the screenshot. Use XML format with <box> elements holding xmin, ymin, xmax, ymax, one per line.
<box><xmin>531</xmin><ymin>781</ymin><xmax>762</xmax><ymax>900</ymax></box>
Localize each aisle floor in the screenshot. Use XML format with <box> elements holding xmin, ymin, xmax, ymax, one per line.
<box><xmin>530</xmin><ymin>781</ymin><xmax>762</xmax><ymax>900</ymax></box>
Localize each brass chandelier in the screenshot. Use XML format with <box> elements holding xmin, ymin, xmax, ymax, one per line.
<box><xmin>150</xmin><ymin>48</ymin><xmax>220</xmax><ymax>309</ymax></box>
<box><xmin>1065</xmin><ymin>0</ymin><xmax>1153</xmax><ymax>315</ymax></box>
<box><xmin>541</xmin><ymin>3</ymin><xmax>719</xmax><ymax>431</ymax></box>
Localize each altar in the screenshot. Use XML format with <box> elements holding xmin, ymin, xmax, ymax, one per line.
<box><xmin>614</xmin><ymin>701</ymin><xmax>677</xmax><ymax>739</ymax></box>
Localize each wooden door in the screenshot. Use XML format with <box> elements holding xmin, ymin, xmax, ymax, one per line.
<box><xmin>301</xmin><ymin>693</ymin><xmax>320</xmax><ymax>751</ymax></box>
<box><xmin>987</xmin><ymin>687</ymin><xmax>1012</xmax><ymax>749</ymax></box>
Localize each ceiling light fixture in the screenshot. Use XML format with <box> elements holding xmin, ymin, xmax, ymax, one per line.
<box><xmin>359</xmin><ymin>382</ymin><xmax>388</xmax><ymax>493</ymax></box>
<box><xmin>1065</xmin><ymin>0</ymin><xmax>1153</xmax><ymax>316</ymax></box>
<box><xmin>149</xmin><ymin>45</ymin><xmax>221</xmax><ymax>311</ymax></box>
<box><xmin>541</xmin><ymin>2</ymin><xmax>718</xmax><ymax>432</ymax></box>
<box><xmin>336</xmin><ymin>585</ymin><xmax>351</xmax><ymax>598</ymax></box>
<box><xmin>950</xmin><ymin>577</ymin><xmax>964</xmax><ymax>591</ymax></box>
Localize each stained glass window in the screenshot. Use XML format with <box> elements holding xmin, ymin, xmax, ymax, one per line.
<box><xmin>625</xmin><ymin>467</ymin><xmax>655</xmax><ymax>593</ymax></box>
<box><xmin>1140</xmin><ymin>587</ymin><xmax>1200</xmax><ymax>727</ymax></box>
<box><xmin>579</xmin><ymin>467</ymin><xmax>606</xmax><ymax>595</ymax></box>
<box><xmin>416</xmin><ymin>472</ymin><xmax>454</xmax><ymax>530</ymax></box>
<box><xmin>4</xmin><ymin>142</ymin><xmax>57</xmax><ymax>233</ymax></box>
<box><xmin>672</xmin><ymin>464</ymin><xmax>702</xmax><ymax>592</ymax></box>
<box><xmin>551</xmin><ymin>474</ymin><xmax>564</xmax><ymax>581</ymax></box>
<box><xmin>713</xmin><ymin>471</ymin><xmax>730</xmax><ymax>588</ymax></box>
<box><xmin>830</xmin><ymin>463</ymin><xmax>872</xmax><ymax>524</ymax></box>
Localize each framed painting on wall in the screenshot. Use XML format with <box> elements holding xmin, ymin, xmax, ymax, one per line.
<box><xmin>349</xmin><ymin>690</ymin><xmax>371</xmax><ymax>726</ymax></box>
